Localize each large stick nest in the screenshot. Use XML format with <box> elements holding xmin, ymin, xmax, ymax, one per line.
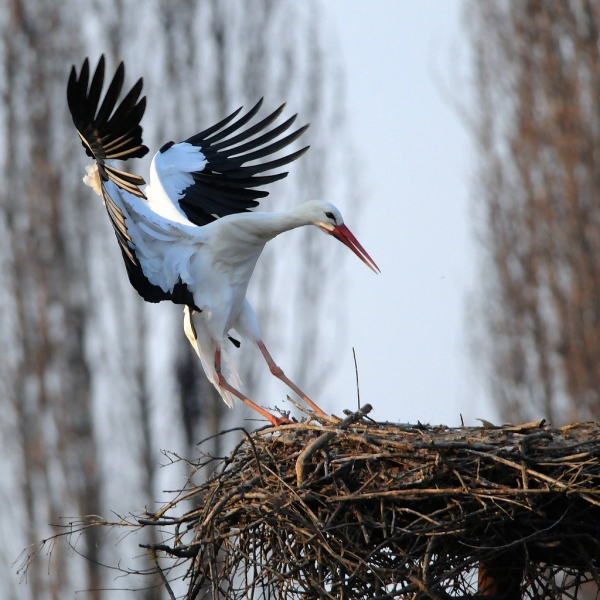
<box><xmin>133</xmin><ymin>407</ymin><xmax>600</xmax><ymax>597</ymax></box>
<box><xmin>29</xmin><ymin>405</ymin><xmax>600</xmax><ymax>600</ymax></box>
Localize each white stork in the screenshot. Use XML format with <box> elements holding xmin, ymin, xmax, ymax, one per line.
<box><xmin>67</xmin><ymin>56</ymin><xmax>379</xmax><ymax>426</ymax></box>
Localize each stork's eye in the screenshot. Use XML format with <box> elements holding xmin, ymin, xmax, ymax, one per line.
<box><xmin>325</xmin><ymin>211</ymin><xmax>336</xmax><ymax>221</ymax></box>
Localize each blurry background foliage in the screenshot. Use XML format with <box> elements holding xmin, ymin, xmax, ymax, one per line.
<box><xmin>469</xmin><ymin>0</ymin><xmax>600</xmax><ymax>426</ymax></box>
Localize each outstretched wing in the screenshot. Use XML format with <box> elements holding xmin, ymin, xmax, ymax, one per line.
<box><xmin>154</xmin><ymin>99</ymin><xmax>310</xmax><ymax>226</ymax></box>
<box><xmin>68</xmin><ymin>57</ymin><xmax>198</xmax><ymax>309</ymax></box>
<box><xmin>67</xmin><ymin>55</ymin><xmax>149</xmax><ymax>198</ymax></box>
<box><xmin>100</xmin><ymin>180</ymin><xmax>199</xmax><ymax>309</ymax></box>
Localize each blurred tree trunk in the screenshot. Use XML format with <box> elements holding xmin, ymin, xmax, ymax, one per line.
<box><xmin>469</xmin><ymin>0</ymin><xmax>600</xmax><ymax>425</ymax></box>
<box><xmin>0</xmin><ymin>1</ymin><xmax>102</xmax><ymax>598</ymax></box>
<box><xmin>0</xmin><ymin>0</ymin><xmax>353</xmax><ymax>597</ymax></box>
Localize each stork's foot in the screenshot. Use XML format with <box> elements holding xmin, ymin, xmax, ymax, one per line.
<box><xmin>272</xmin><ymin>415</ymin><xmax>294</xmax><ymax>426</ymax></box>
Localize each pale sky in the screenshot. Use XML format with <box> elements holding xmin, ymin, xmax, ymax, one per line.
<box><xmin>322</xmin><ymin>1</ymin><xmax>498</xmax><ymax>426</ymax></box>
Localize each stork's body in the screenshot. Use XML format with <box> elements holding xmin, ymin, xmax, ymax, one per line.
<box><xmin>69</xmin><ymin>56</ymin><xmax>378</xmax><ymax>425</ymax></box>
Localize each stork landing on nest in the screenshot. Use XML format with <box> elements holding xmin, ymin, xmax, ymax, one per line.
<box><xmin>67</xmin><ymin>56</ymin><xmax>379</xmax><ymax>426</ymax></box>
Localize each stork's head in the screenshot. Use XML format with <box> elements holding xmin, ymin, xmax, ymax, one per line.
<box><xmin>304</xmin><ymin>200</ymin><xmax>380</xmax><ymax>273</ymax></box>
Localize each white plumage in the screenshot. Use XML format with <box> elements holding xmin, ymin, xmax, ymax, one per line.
<box><xmin>148</xmin><ymin>144</ymin><xmax>207</xmax><ymax>224</ymax></box>
<box><xmin>69</xmin><ymin>56</ymin><xmax>379</xmax><ymax>425</ymax></box>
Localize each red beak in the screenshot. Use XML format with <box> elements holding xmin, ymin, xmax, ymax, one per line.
<box><xmin>330</xmin><ymin>223</ymin><xmax>380</xmax><ymax>273</ymax></box>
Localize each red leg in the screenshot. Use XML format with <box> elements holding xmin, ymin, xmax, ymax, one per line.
<box><xmin>257</xmin><ymin>341</ymin><xmax>327</xmax><ymax>416</ymax></box>
<box><xmin>215</xmin><ymin>348</ymin><xmax>291</xmax><ymax>427</ymax></box>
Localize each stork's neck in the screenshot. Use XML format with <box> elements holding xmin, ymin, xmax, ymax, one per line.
<box><xmin>240</xmin><ymin>203</ymin><xmax>317</xmax><ymax>241</ymax></box>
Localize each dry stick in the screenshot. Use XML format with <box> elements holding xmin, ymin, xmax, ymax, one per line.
<box><xmin>285</xmin><ymin>395</ymin><xmax>312</xmax><ymax>417</ymax></box>
<box><xmin>352</xmin><ymin>347</ymin><xmax>360</xmax><ymax>411</ymax></box>
<box><xmin>337</xmin><ymin>403</ymin><xmax>372</xmax><ymax>429</ymax></box>
<box><xmin>148</xmin><ymin>546</ymin><xmax>177</xmax><ymax>600</ymax></box>
<box><xmin>466</xmin><ymin>450</ymin><xmax>570</xmax><ymax>489</ymax></box>
<box><xmin>140</xmin><ymin>438</ymin><xmax>243</xmax><ymax>524</ymax></box>
<box><xmin>581</xmin><ymin>494</ymin><xmax>600</xmax><ymax>508</ymax></box>
<box><xmin>238</xmin><ymin>427</ymin><xmax>265</xmax><ymax>483</ymax></box>
<box><xmin>518</xmin><ymin>431</ymin><xmax>553</xmax><ymax>455</ymax></box>
<box><xmin>256</xmin><ymin>463</ymin><xmax>359</xmax><ymax>573</ymax></box>
<box><xmin>325</xmin><ymin>487</ymin><xmax>596</xmax><ymax>502</ymax></box>
<box><xmin>295</xmin><ymin>405</ymin><xmax>374</xmax><ymax>485</ymax></box>
<box><xmin>296</xmin><ymin>432</ymin><xmax>336</xmax><ymax>486</ymax></box>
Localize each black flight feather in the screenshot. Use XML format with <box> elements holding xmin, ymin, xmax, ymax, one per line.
<box><xmin>175</xmin><ymin>101</ymin><xmax>310</xmax><ymax>226</ymax></box>
<box><xmin>209</xmin><ymin>103</ymin><xmax>287</xmax><ymax>151</ymax></box>
<box><xmin>67</xmin><ymin>55</ymin><xmax>149</xmax><ymax>198</ymax></box>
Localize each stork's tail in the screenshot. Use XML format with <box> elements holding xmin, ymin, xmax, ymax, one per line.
<box><xmin>83</xmin><ymin>163</ymin><xmax>103</xmax><ymax>196</ymax></box>
<box><xmin>183</xmin><ymin>307</ymin><xmax>241</xmax><ymax>408</ymax></box>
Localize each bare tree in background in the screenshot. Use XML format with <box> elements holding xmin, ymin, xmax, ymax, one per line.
<box><xmin>0</xmin><ymin>2</ymin><xmax>102</xmax><ymax>598</ymax></box>
<box><xmin>469</xmin><ymin>0</ymin><xmax>600</xmax><ymax>425</ymax></box>
<box><xmin>0</xmin><ymin>1</ymin><xmax>355</xmax><ymax>597</ymax></box>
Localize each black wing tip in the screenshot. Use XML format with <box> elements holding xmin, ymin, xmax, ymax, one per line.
<box><xmin>294</xmin><ymin>123</ymin><xmax>310</xmax><ymax>137</ymax></box>
<box><xmin>69</xmin><ymin>55</ymin><xmax>148</xmax><ymax>165</ymax></box>
<box><xmin>292</xmin><ymin>145</ymin><xmax>311</xmax><ymax>164</ymax></box>
<box><xmin>185</xmin><ymin>105</ymin><xmax>245</xmax><ymax>144</ymax></box>
<box><xmin>228</xmin><ymin>144</ymin><xmax>311</xmax><ymax>178</ymax></box>
<box><xmin>71</xmin><ymin>55</ymin><xmax>102</xmax><ymax>79</ymax></box>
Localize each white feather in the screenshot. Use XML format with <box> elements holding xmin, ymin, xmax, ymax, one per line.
<box><xmin>147</xmin><ymin>143</ymin><xmax>207</xmax><ymax>224</ymax></box>
<box><xmin>183</xmin><ymin>307</ymin><xmax>241</xmax><ymax>408</ymax></box>
<box><xmin>83</xmin><ymin>163</ymin><xmax>102</xmax><ymax>196</ymax></box>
